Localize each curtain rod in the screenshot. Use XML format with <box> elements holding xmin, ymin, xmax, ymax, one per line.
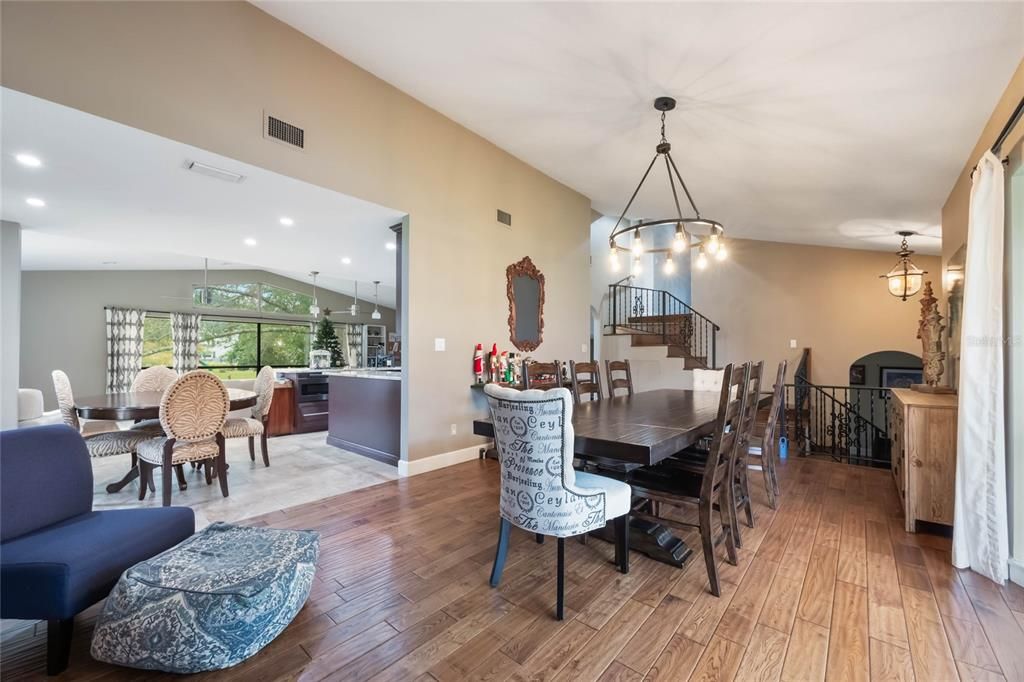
<box><xmin>991</xmin><ymin>95</ymin><xmax>1024</xmax><ymax>155</ymax></box>
<box><xmin>102</xmin><ymin>306</ymin><xmax>367</xmax><ymax>325</ymax></box>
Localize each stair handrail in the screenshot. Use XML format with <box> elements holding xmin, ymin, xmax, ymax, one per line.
<box><xmin>793</xmin><ymin>376</ymin><xmax>888</xmax><ymax>437</ymax></box>
<box><xmin>608</xmin><ymin>283</ymin><xmax>720</xmax><ymax>332</ymax></box>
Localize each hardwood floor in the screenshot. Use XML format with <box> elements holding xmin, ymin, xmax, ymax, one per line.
<box><xmin>5</xmin><ymin>454</ymin><xmax>1024</xmax><ymax>681</ymax></box>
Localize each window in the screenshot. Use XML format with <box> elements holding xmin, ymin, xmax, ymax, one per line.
<box><xmin>192</xmin><ymin>282</ymin><xmax>313</xmax><ymax>316</ymax></box>
<box><xmin>143</xmin><ymin>315</ymin><xmax>311</xmax><ymax>380</ymax></box>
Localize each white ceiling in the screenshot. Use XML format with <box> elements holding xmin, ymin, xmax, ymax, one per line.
<box><xmin>256</xmin><ymin>1</ymin><xmax>1024</xmax><ymax>255</ymax></box>
<box><xmin>1</xmin><ymin>88</ymin><xmax>404</xmax><ymax>305</ymax></box>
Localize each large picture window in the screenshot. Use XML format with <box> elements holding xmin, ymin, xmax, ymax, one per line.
<box><xmin>193</xmin><ymin>282</ymin><xmax>314</xmax><ymax>316</ymax></box>
<box><xmin>143</xmin><ymin>315</ymin><xmax>312</xmax><ymax>379</ymax></box>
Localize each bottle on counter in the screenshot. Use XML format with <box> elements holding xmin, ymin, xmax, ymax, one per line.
<box><xmin>473</xmin><ymin>343</ymin><xmax>484</xmax><ymax>384</ymax></box>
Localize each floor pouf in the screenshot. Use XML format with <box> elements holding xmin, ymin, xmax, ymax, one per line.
<box><xmin>90</xmin><ymin>522</ymin><xmax>320</xmax><ymax>673</ymax></box>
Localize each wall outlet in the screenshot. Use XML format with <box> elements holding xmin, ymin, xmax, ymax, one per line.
<box><xmin>434</xmin><ymin>338</ymin><xmax>446</xmax><ymax>351</ymax></box>
<box><xmin>450</xmin><ymin>423</ymin><xmax>457</xmax><ymax>435</ymax></box>
<box><xmin>789</xmin><ymin>339</ymin><xmax>797</xmax><ymax>349</ymax></box>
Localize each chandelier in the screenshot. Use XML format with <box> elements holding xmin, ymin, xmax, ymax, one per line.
<box><xmin>880</xmin><ymin>231</ymin><xmax>927</xmax><ymax>301</ymax></box>
<box><xmin>609</xmin><ymin>97</ymin><xmax>726</xmax><ymax>276</ymax></box>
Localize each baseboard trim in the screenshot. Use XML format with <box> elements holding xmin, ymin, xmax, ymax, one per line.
<box><xmin>398</xmin><ymin>443</ymin><xmax>488</xmax><ymax>477</ymax></box>
<box><xmin>1010</xmin><ymin>557</ymin><xmax>1024</xmax><ymax>587</ymax></box>
<box><xmin>325</xmin><ymin>434</ymin><xmax>399</xmax><ymax>467</ymax></box>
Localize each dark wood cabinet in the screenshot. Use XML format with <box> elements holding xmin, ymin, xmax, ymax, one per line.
<box><xmin>267</xmin><ymin>383</ymin><xmax>295</xmax><ymax>437</ymax></box>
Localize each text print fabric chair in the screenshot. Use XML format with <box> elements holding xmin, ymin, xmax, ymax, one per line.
<box><xmin>137</xmin><ymin>370</ymin><xmax>230</xmax><ymax>506</ymax></box>
<box><xmin>484</xmin><ymin>384</ymin><xmax>631</xmax><ymax>620</ymax></box>
<box><xmin>222</xmin><ymin>365</ymin><xmax>275</xmax><ymax>467</ymax></box>
<box><xmin>0</xmin><ymin>425</ymin><xmax>194</xmax><ymax>675</ymax></box>
<box><xmin>129</xmin><ymin>366</ymin><xmax>180</xmax><ymax>436</ymax></box>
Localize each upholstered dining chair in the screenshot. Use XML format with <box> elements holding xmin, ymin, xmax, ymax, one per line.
<box><xmin>605</xmin><ymin>359</ymin><xmax>634</xmax><ymax>397</ymax></box>
<box><xmin>51</xmin><ymin>370</ymin><xmax>152</xmax><ymax>460</ymax></box>
<box><xmin>749</xmin><ymin>360</ymin><xmax>787</xmax><ymax>509</ymax></box>
<box><xmin>523</xmin><ymin>360</ymin><xmax>562</xmax><ymax>390</ymax></box>
<box><xmin>484</xmin><ymin>384</ymin><xmax>631</xmax><ymax>620</ymax></box>
<box><xmin>692</xmin><ymin>368</ymin><xmax>725</xmax><ymax>392</ymax></box>
<box><xmin>223</xmin><ymin>365</ymin><xmax>275</xmax><ymax>467</ymax></box>
<box><xmin>129</xmin><ymin>366</ymin><xmax>180</xmax><ymax>436</ymax></box>
<box><xmin>630</xmin><ymin>362</ymin><xmax>747</xmax><ymax>596</ymax></box>
<box><xmin>569</xmin><ymin>360</ymin><xmax>603</xmax><ymax>403</ymax></box>
<box><xmin>136</xmin><ymin>370</ymin><xmax>230</xmax><ymax>507</ymax></box>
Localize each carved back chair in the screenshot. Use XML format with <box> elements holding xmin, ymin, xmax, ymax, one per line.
<box><xmin>523</xmin><ymin>360</ymin><xmax>562</xmax><ymax>390</ymax></box>
<box><xmin>569</xmin><ymin>360</ymin><xmax>603</xmax><ymax>403</ymax></box>
<box><xmin>605</xmin><ymin>360</ymin><xmax>634</xmax><ymax>397</ymax></box>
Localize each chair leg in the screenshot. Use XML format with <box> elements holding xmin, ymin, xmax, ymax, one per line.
<box><xmin>161</xmin><ymin>449</ymin><xmax>173</xmax><ymax>507</ymax></box>
<box><xmin>614</xmin><ymin>515</ymin><xmax>630</xmax><ymax>574</ymax></box>
<box><xmin>217</xmin><ymin>436</ymin><xmax>229</xmax><ymax>498</ymax></box>
<box><xmin>556</xmin><ymin>537</ymin><xmax>565</xmax><ymax>620</ymax></box>
<box><xmin>761</xmin><ymin>457</ymin><xmax>777</xmax><ymax>510</ymax></box>
<box><xmin>137</xmin><ymin>462</ymin><xmax>150</xmax><ymax>501</ymax></box>
<box><xmin>204</xmin><ymin>460</ymin><xmax>213</xmax><ymax>485</ymax></box>
<box><xmin>490</xmin><ymin>518</ymin><xmax>512</xmax><ymax>587</ymax></box>
<box><xmin>174</xmin><ymin>464</ymin><xmax>188</xmax><ymax>491</ymax></box>
<box><xmin>739</xmin><ymin>467</ymin><xmax>754</xmax><ymax>528</ymax></box>
<box><xmin>725</xmin><ymin>474</ymin><xmax>742</xmax><ymax>549</ymax></box>
<box><xmin>718</xmin><ymin>487</ymin><xmax>739</xmax><ymax>566</ymax></box>
<box><xmin>699</xmin><ymin>497</ymin><xmax>721</xmax><ymax>597</ymax></box>
<box><xmin>260</xmin><ymin>433</ymin><xmax>270</xmax><ymax>467</ymax></box>
<box><xmin>46</xmin><ymin>617</ymin><xmax>74</xmax><ymax>676</ymax></box>
<box><xmin>248</xmin><ymin>436</ymin><xmax>255</xmax><ymax>461</ymax></box>
<box><xmin>535</xmin><ymin>533</ymin><xmax>545</xmax><ymax>545</ymax></box>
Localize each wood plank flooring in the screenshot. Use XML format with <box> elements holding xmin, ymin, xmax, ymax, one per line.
<box><xmin>4</xmin><ymin>454</ymin><xmax>1024</xmax><ymax>681</ymax></box>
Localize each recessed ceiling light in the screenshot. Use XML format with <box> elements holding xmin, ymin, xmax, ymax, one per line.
<box><xmin>25</xmin><ymin>197</ymin><xmax>46</xmax><ymax>208</ymax></box>
<box><xmin>385</xmin><ymin>242</ymin><xmax>397</xmax><ymax>250</ymax></box>
<box><xmin>279</xmin><ymin>217</ymin><xmax>294</xmax><ymax>226</ymax></box>
<box><xmin>243</xmin><ymin>237</ymin><xmax>258</xmax><ymax>247</ymax></box>
<box><xmin>16</xmin><ymin>153</ymin><xmax>42</xmax><ymax>168</ymax></box>
<box><xmin>341</xmin><ymin>257</ymin><xmax>352</xmax><ymax>265</ymax></box>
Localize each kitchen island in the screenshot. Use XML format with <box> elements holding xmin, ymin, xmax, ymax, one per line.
<box><xmin>325</xmin><ymin>369</ymin><xmax>401</xmax><ymax>465</ymax></box>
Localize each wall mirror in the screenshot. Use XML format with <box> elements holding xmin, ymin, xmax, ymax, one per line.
<box><xmin>506</xmin><ymin>256</ymin><xmax>545</xmax><ymax>352</ymax></box>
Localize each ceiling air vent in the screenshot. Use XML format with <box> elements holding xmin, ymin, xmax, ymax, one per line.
<box><xmin>497</xmin><ymin>209</ymin><xmax>512</xmax><ymax>228</ymax></box>
<box><xmin>264</xmin><ymin>112</ymin><xmax>305</xmax><ymax>150</ymax></box>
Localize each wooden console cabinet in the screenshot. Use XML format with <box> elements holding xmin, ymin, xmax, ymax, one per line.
<box><xmin>266</xmin><ymin>382</ymin><xmax>295</xmax><ymax>437</ymax></box>
<box><xmin>889</xmin><ymin>388</ymin><xmax>958</xmax><ymax>532</ymax></box>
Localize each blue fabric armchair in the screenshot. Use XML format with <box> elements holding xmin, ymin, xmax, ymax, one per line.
<box><xmin>1</xmin><ymin>425</ymin><xmax>195</xmax><ymax>675</ymax></box>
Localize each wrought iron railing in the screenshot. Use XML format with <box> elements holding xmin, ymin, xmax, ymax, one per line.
<box><xmin>783</xmin><ymin>377</ymin><xmax>892</xmax><ymax>468</ymax></box>
<box><xmin>607</xmin><ymin>283</ymin><xmax>719</xmax><ymax>368</ymax></box>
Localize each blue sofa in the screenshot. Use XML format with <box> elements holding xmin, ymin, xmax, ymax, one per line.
<box><xmin>0</xmin><ymin>425</ymin><xmax>195</xmax><ymax>675</ymax></box>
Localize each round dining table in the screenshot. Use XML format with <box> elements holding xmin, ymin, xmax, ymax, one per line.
<box><xmin>75</xmin><ymin>388</ymin><xmax>257</xmax><ymax>493</ymax></box>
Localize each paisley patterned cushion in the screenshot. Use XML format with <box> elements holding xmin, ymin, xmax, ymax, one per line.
<box><xmin>90</xmin><ymin>523</ymin><xmax>319</xmax><ymax>673</ymax></box>
<box><xmin>82</xmin><ymin>430</ymin><xmax>152</xmax><ymax>458</ymax></box>
<box><xmin>222</xmin><ymin>417</ymin><xmax>264</xmax><ymax>439</ymax></box>
<box><xmin>136</xmin><ymin>437</ymin><xmax>219</xmax><ymax>465</ymax></box>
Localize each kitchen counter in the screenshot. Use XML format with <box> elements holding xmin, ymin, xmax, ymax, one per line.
<box><xmin>325</xmin><ymin>372</ymin><xmax>401</xmax><ymax>465</ymax></box>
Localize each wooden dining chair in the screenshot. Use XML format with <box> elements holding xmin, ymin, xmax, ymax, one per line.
<box><xmin>730</xmin><ymin>360</ymin><xmax>764</xmax><ymax>541</ymax></box>
<box><xmin>523</xmin><ymin>360</ymin><xmax>562</xmax><ymax>389</ymax></box>
<box><xmin>749</xmin><ymin>360</ymin><xmax>787</xmax><ymax>509</ymax></box>
<box><xmin>569</xmin><ymin>360</ymin><xmax>603</xmax><ymax>403</ymax></box>
<box><xmin>605</xmin><ymin>359</ymin><xmax>634</xmax><ymax>397</ymax></box>
<box><xmin>629</xmin><ymin>363</ymin><xmax>747</xmax><ymax>596</ymax></box>
<box><xmin>484</xmin><ymin>383</ymin><xmax>631</xmax><ymax>620</ymax></box>
<box><xmin>136</xmin><ymin>370</ymin><xmax>230</xmax><ymax>506</ymax></box>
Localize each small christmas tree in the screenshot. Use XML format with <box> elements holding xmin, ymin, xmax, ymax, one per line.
<box><xmin>312</xmin><ymin>308</ymin><xmax>346</xmax><ymax>367</ymax></box>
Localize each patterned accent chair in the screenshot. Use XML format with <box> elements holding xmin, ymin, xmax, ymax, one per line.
<box><xmin>129</xmin><ymin>366</ymin><xmax>180</xmax><ymax>436</ymax></box>
<box><xmin>0</xmin><ymin>425</ymin><xmax>194</xmax><ymax>675</ymax></box>
<box><xmin>137</xmin><ymin>370</ymin><xmax>230</xmax><ymax>506</ymax></box>
<box><xmin>484</xmin><ymin>384</ymin><xmax>632</xmax><ymax>620</ymax></box>
<box><xmin>51</xmin><ymin>370</ymin><xmax>152</xmax><ymax>460</ymax></box>
<box><xmin>222</xmin><ymin>366</ymin><xmax>274</xmax><ymax>467</ymax></box>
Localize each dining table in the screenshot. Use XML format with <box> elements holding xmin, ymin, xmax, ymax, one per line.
<box><xmin>472</xmin><ymin>388</ymin><xmax>772</xmax><ymax>567</ymax></box>
<box><xmin>76</xmin><ymin>388</ymin><xmax>258</xmax><ymax>494</ymax></box>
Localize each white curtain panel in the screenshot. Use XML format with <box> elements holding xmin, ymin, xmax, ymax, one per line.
<box><xmin>171</xmin><ymin>312</ymin><xmax>202</xmax><ymax>372</ymax></box>
<box><xmin>953</xmin><ymin>150</ymin><xmax>1008</xmax><ymax>583</ymax></box>
<box><xmin>105</xmin><ymin>307</ymin><xmax>146</xmax><ymax>393</ymax></box>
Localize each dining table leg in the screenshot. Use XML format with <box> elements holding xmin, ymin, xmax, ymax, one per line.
<box><xmin>104</xmin><ymin>464</ymin><xmax>140</xmax><ymax>494</ymax></box>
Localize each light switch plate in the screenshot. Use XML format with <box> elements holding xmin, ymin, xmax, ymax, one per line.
<box><xmin>789</xmin><ymin>339</ymin><xmax>797</xmax><ymax>349</ymax></box>
<box><xmin>434</xmin><ymin>338</ymin><xmax>446</xmax><ymax>352</ymax></box>
<box><xmin>582</xmin><ymin>343</ymin><xmax>588</xmax><ymax>354</ymax></box>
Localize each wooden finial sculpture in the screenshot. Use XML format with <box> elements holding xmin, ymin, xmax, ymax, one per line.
<box><xmin>913</xmin><ymin>281</ymin><xmax>954</xmax><ymax>393</ymax></box>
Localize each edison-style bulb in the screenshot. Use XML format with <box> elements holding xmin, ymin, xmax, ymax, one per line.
<box><xmin>706</xmin><ymin>233</ymin><xmax>720</xmax><ymax>255</ymax></box>
<box><xmin>632</xmin><ymin>256</ymin><xmax>642</xmax><ymax>276</ymax></box>
<box><xmin>609</xmin><ymin>245</ymin><xmax>620</xmax><ymax>271</ymax></box>
<box><xmin>632</xmin><ymin>230</ymin><xmax>644</xmax><ymax>257</ymax></box>
<box><xmin>663</xmin><ymin>255</ymin><xmax>676</xmax><ymax>275</ymax></box>
<box><xmin>696</xmin><ymin>247</ymin><xmax>708</xmax><ymax>270</ymax></box>
<box><xmin>715</xmin><ymin>243</ymin><xmax>728</xmax><ymax>261</ymax></box>
<box><xmin>672</xmin><ymin>227</ymin><xmax>687</xmax><ymax>253</ymax></box>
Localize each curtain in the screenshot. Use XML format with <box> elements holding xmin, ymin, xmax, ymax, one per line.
<box><xmin>105</xmin><ymin>307</ymin><xmax>146</xmax><ymax>393</ymax></box>
<box><xmin>171</xmin><ymin>312</ymin><xmax>202</xmax><ymax>372</ymax></box>
<box><xmin>337</xmin><ymin>323</ymin><xmax>353</xmax><ymax>367</ymax></box>
<box><xmin>952</xmin><ymin>150</ymin><xmax>1008</xmax><ymax>583</ymax></box>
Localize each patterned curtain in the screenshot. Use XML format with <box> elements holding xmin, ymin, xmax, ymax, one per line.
<box><xmin>105</xmin><ymin>307</ymin><xmax>146</xmax><ymax>393</ymax></box>
<box><xmin>171</xmin><ymin>312</ymin><xmax>203</xmax><ymax>372</ymax></box>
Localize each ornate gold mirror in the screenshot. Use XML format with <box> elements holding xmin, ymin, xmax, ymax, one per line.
<box><xmin>506</xmin><ymin>256</ymin><xmax>545</xmax><ymax>352</ymax></box>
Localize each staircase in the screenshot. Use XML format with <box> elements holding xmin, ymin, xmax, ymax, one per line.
<box><xmin>605</xmin><ymin>281</ymin><xmax>719</xmax><ymax>370</ymax></box>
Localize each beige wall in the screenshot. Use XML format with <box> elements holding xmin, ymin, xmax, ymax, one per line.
<box><xmin>691</xmin><ymin>239</ymin><xmax>941</xmax><ymax>387</ymax></box>
<box><xmin>1</xmin><ymin>2</ymin><xmax>592</xmax><ymax>460</ymax></box>
<box><xmin>942</xmin><ymin>59</ymin><xmax>1024</xmax><ymax>283</ymax></box>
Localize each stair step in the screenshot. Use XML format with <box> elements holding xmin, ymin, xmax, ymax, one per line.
<box><xmin>627</xmin><ymin>314</ymin><xmax>692</xmax><ymax>324</ymax></box>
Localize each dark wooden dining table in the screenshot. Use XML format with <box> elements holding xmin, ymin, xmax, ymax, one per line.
<box><xmin>76</xmin><ymin>388</ymin><xmax>257</xmax><ymax>493</ymax></box>
<box><xmin>472</xmin><ymin>388</ymin><xmax>772</xmax><ymax>567</ymax></box>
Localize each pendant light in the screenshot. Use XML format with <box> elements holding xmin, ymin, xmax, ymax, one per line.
<box><xmin>880</xmin><ymin>231</ymin><xmax>927</xmax><ymax>301</ymax></box>
<box><xmin>371</xmin><ymin>281</ymin><xmax>382</xmax><ymax>320</ymax></box>
<box><xmin>350</xmin><ymin>281</ymin><xmax>360</xmax><ymax>316</ymax></box>
<box><xmin>198</xmin><ymin>258</ymin><xmax>212</xmax><ymax>305</ymax></box>
<box><xmin>309</xmin><ymin>271</ymin><xmax>321</xmax><ymax>318</ymax></box>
